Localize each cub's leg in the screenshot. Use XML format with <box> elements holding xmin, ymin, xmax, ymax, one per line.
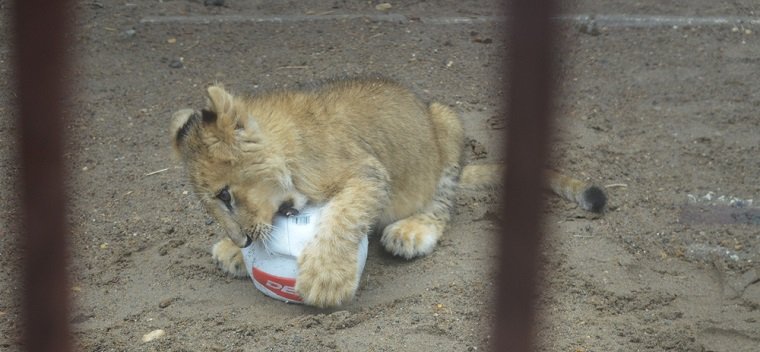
<box><xmin>211</xmin><ymin>237</ymin><xmax>247</xmax><ymax>278</ymax></box>
<box><xmin>381</xmin><ymin>103</ymin><xmax>464</xmax><ymax>259</ymax></box>
<box><xmin>381</xmin><ymin>164</ymin><xmax>461</xmax><ymax>258</ymax></box>
<box><xmin>296</xmin><ymin>162</ymin><xmax>391</xmax><ymax>307</ymax></box>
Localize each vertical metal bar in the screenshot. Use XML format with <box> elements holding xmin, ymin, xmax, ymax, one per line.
<box><xmin>13</xmin><ymin>0</ymin><xmax>74</xmax><ymax>351</ymax></box>
<box><xmin>493</xmin><ymin>1</ymin><xmax>558</xmax><ymax>351</ymax></box>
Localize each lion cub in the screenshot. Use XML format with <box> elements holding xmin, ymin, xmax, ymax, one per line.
<box><xmin>170</xmin><ymin>78</ymin><xmax>605</xmax><ymax>307</ymax></box>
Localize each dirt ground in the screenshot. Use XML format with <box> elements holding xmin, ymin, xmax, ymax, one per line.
<box><xmin>1</xmin><ymin>0</ymin><xmax>759</xmax><ymax>351</ymax></box>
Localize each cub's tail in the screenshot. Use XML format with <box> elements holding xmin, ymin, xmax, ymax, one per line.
<box><xmin>459</xmin><ymin>164</ymin><xmax>607</xmax><ymax>213</ymax></box>
<box><xmin>460</xmin><ymin>164</ymin><xmax>503</xmax><ymax>189</ymax></box>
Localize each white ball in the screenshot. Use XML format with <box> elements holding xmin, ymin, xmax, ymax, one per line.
<box><xmin>240</xmin><ymin>204</ymin><xmax>369</xmax><ymax>303</ymax></box>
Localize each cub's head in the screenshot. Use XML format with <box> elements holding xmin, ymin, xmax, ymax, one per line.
<box><xmin>171</xmin><ymin>85</ymin><xmax>304</xmax><ymax>247</ymax></box>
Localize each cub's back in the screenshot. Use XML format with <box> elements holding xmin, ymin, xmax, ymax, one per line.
<box><xmin>249</xmin><ymin>78</ymin><xmax>447</xmax><ymax>208</ymax></box>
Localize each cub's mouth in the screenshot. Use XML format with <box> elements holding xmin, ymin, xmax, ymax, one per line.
<box><xmin>241</xmin><ymin>223</ymin><xmax>272</xmax><ymax>248</ymax></box>
<box><xmin>242</xmin><ymin>235</ymin><xmax>253</xmax><ymax>248</ymax></box>
<box><xmin>236</xmin><ymin>201</ymin><xmax>303</xmax><ymax>248</ymax></box>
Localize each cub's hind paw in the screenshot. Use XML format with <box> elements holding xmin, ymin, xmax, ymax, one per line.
<box><xmin>381</xmin><ymin>216</ymin><xmax>442</xmax><ymax>259</ymax></box>
<box><xmin>211</xmin><ymin>238</ymin><xmax>248</xmax><ymax>278</ymax></box>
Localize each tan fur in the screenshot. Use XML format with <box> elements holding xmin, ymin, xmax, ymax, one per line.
<box><xmin>171</xmin><ymin>78</ymin><xmax>605</xmax><ymax>307</ymax></box>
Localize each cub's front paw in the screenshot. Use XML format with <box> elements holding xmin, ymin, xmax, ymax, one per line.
<box><xmin>295</xmin><ymin>244</ymin><xmax>359</xmax><ymax>307</ymax></box>
<box><xmin>211</xmin><ymin>238</ymin><xmax>248</xmax><ymax>278</ymax></box>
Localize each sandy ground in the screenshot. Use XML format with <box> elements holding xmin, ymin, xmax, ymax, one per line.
<box><xmin>1</xmin><ymin>0</ymin><xmax>759</xmax><ymax>351</ymax></box>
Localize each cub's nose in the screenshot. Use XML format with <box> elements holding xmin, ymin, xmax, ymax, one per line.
<box><xmin>277</xmin><ymin>200</ymin><xmax>299</xmax><ymax>217</ymax></box>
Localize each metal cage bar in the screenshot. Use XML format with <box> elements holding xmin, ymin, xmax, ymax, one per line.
<box><xmin>493</xmin><ymin>1</ymin><xmax>558</xmax><ymax>351</ymax></box>
<box><xmin>14</xmin><ymin>0</ymin><xmax>74</xmax><ymax>351</ymax></box>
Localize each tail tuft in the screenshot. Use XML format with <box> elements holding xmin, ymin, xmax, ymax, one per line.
<box><xmin>580</xmin><ymin>186</ymin><xmax>607</xmax><ymax>213</ymax></box>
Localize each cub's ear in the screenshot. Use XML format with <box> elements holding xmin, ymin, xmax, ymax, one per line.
<box><xmin>169</xmin><ymin>107</ymin><xmax>237</xmax><ymax>162</ymax></box>
<box><xmin>206</xmin><ymin>85</ymin><xmax>234</xmax><ymax>115</ymax></box>
<box><xmin>206</xmin><ymin>84</ymin><xmax>240</xmax><ymax>132</ymax></box>
<box><xmin>171</xmin><ymin>108</ymin><xmax>198</xmax><ymax>150</ymax></box>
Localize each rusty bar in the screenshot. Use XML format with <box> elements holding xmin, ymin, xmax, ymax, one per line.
<box><xmin>493</xmin><ymin>1</ymin><xmax>558</xmax><ymax>351</ymax></box>
<box><xmin>13</xmin><ymin>0</ymin><xmax>74</xmax><ymax>351</ymax></box>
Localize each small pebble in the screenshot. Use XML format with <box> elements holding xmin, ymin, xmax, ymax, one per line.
<box><xmin>159</xmin><ymin>298</ymin><xmax>173</xmax><ymax>309</ymax></box>
<box><xmin>168</xmin><ymin>58</ymin><xmax>183</xmax><ymax>69</ymax></box>
<box><xmin>375</xmin><ymin>3</ymin><xmax>392</xmax><ymax>11</ymax></box>
<box><xmin>578</xmin><ymin>22</ymin><xmax>600</xmax><ymax>36</ymax></box>
<box><xmin>141</xmin><ymin>329</ymin><xmax>165</xmax><ymax>342</ymax></box>
<box><xmin>121</xmin><ymin>29</ymin><xmax>136</xmax><ymax>38</ymax></box>
<box><xmin>204</xmin><ymin>0</ymin><xmax>225</xmax><ymax>6</ymax></box>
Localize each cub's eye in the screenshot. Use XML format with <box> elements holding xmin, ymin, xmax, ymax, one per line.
<box><xmin>216</xmin><ymin>187</ymin><xmax>232</xmax><ymax>206</ymax></box>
